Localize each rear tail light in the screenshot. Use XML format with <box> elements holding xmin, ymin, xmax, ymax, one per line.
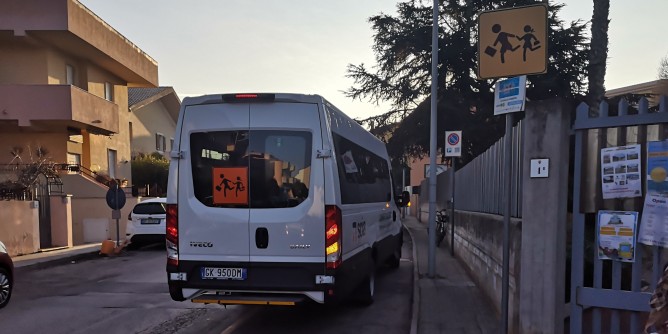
<box><xmin>325</xmin><ymin>205</ymin><xmax>342</xmax><ymax>269</ymax></box>
<box><xmin>166</xmin><ymin>204</ymin><xmax>178</xmax><ymax>266</ymax></box>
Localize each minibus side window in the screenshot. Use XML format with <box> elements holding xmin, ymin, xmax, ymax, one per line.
<box><xmin>332</xmin><ymin>132</ymin><xmax>391</xmax><ymax>204</ymax></box>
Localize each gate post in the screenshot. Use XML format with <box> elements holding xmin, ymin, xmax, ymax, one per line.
<box><xmin>519</xmin><ymin>98</ymin><xmax>571</xmax><ymax>333</ymax></box>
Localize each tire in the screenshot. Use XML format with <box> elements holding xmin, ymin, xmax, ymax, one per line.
<box><xmin>0</xmin><ymin>267</ymin><xmax>12</xmax><ymax>309</ymax></box>
<box><xmin>387</xmin><ymin>230</ymin><xmax>403</xmax><ymax>269</ymax></box>
<box><xmin>356</xmin><ymin>259</ymin><xmax>375</xmax><ymax>306</ymax></box>
<box><xmin>169</xmin><ymin>284</ymin><xmax>185</xmax><ymax>301</ymax></box>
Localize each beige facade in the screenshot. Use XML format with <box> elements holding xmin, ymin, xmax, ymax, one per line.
<box><xmin>0</xmin><ymin>0</ymin><xmax>160</xmax><ymax>248</ymax></box>
<box><xmin>0</xmin><ymin>0</ymin><xmax>157</xmax><ymax>180</ymax></box>
<box><xmin>128</xmin><ymin>87</ymin><xmax>180</xmax><ymax>158</ymax></box>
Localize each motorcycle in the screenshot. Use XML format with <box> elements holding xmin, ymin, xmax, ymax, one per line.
<box><xmin>435</xmin><ymin>209</ymin><xmax>448</xmax><ymax>246</ymax></box>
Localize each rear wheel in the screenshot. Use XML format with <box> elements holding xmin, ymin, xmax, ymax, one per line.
<box><xmin>0</xmin><ymin>267</ymin><xmax>12</xmax><ymax>309</ymax></box>
<box><xmin>356</xmin><ymin>259</ymin><xmax>375</xmax><ymax>306</ymax></box>
<box><xmin>169</xmin><ymin>284</ymin><xmax>185</xmax><ymax>301</ymax></box>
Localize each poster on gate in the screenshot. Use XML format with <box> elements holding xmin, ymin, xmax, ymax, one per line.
<box><xmin>638</xmin><ymin>193</ymin><xmax>668</xmax><ymax>247</ymax></box>
<box><xmin>597</xmin><ymin>210</ymin><xmax>638</xmax><ymax>263</ymax></box>
<box><xmin>647</xmin><ymin>140</ymin><xmax>668</xmax><ymax>196</ymax></box>
<box><xmin>639</xmin><ymin>140</ymin><xmax>668</xmax><ymax>247</ymax></box>
<box><xmin>600</xmin><ymin>145</ymin><xmax>642</xmax><ymax>199</ymax></box>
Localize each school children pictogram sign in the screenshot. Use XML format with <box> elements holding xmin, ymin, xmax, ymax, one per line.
<box><xmin>477</xmin><ymin>4</ymin><xmax>548</xmax><ymax>79</ymax></box>
<box><xmin>212</xmin><ymin>167</ymin><xmax>248</xmax><ymax>205</ymax></box>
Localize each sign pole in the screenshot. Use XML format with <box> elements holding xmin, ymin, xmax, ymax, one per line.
<box><xmin>501</xmin><ymin>113</ymin><xmax>513</xmax><ymax>334</ymax></box>
<box><xmin>444</xmin><ymin>131</ymin><xmax>461</xmax><ymax>256</ymax></box>
<box><xmin>115</xmin><ymin>182</ymin><xmax>120</xmax><ymax>246</ymax></box>
<box><xmin>450</xmin><ymin>158</ymin><xmax>456</xmax><ymax>256</ymax></box>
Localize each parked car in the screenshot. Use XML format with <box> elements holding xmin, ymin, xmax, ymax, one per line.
<box><xmin>0</xmin><ymin>241</ymin><xmax>13</xmax><ymax>309</ymax></box>
<box><xmin>126</xmin><ymin>198</ymin><xmax>167</xmax><ymax>248</ymax></box>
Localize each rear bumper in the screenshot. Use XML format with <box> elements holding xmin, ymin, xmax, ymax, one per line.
<box><xmin>167</xmin><ymin>260</ymin><xmax>330</xmax><ymax>303</ymax></box>
<box><xmin>130</xmin><ymin>234</ymin><xmax>166</xmax><ymax>245</ymax></box>
<box><xmin>167</xmin><ymin>251</ymin><xmax>370</xmax><ymax>304</ymax></box>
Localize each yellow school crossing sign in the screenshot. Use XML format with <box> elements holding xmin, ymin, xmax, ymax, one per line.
<box><xmin>477</xmin><ymin>4</ymin><xmax>548</xmax><ymax>79</ymax></box>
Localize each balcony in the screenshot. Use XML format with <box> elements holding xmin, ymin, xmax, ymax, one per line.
<box><xmin>0</xmin><ymin>84</ymin><xmax>119</xmax><ymax>135</ymax></box>
<box><xmin>0</xmin><ymin>0</ymin><xmax>158</xmax><ymax>87</ymax></box>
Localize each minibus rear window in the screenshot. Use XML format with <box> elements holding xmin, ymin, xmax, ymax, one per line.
<box><xmin>190</xmin><ymin>130</ymin><xmax>312</xmax><ymax>208</ymax></box>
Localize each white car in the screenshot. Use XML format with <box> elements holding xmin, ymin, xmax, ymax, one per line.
<box><xmin>126</xmin><ymin>198</ymin><xmax>167</xmax><ymax>247</ymax></box>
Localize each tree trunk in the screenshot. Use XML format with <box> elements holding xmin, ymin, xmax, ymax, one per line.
<box><xmin>587</xmin><ymin>0</ymin><xmax>610</xmax><ymax>116</ymax></box>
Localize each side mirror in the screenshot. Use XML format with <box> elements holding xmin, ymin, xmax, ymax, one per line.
<box><xmin>396</xmin><ymin>191</ymin><xmax>411</xmax><ymax>207</ymax></box>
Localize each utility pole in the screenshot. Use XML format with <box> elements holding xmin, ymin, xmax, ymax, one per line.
<box><xmin>427</xmin><ymin>0</ymin><xmax>439</xmax><ymax>277</ymax></box>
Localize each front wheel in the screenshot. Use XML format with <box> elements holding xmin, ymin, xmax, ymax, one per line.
<box><xmin>0</xmin><ymin>267</ymin><xmax>12</xmax><ymax>309</ymax></box>
<box><xmin>386</xmin><ymin>230</ymin><xmax>403</xmax><ymax>269</ymax></box>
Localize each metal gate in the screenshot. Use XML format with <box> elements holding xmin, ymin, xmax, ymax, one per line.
<box><xmin>35</xmin><ymin>173</ymin><xmax>52</xmax><ymax>249</ymax></box>
<box><xmin>570</xmin><ymin>97</ymin><xmax>668</xmax><ymax>333</ymax></box>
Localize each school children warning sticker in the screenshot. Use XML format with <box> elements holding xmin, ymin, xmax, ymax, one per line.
<box><xmin>212</xmin><ymin>167</ymin><xmax>248</xmax><ymax>205</ymax></box>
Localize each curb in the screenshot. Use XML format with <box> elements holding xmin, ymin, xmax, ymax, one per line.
<box><xmin>13</xmin><ymin>245</ymin><xmax>103</xmax><ymax>270</ymax></box>
<box><xmin>404</xmin><ymin>223</ymin><xmax>419</xmax><ymax>334</ymax></box>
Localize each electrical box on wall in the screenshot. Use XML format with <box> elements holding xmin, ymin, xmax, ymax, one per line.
<box><xmin>530</xmin><ymin>159</ymin><xmax>549</xmax><ymax>178</ymax></box>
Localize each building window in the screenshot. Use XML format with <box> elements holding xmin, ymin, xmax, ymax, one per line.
<box><xmin>108</xmin><ymin>149</ymin><xmax>117</xmax><ymax>179</ymax></box>
<box><xmin>170</xmin><ymin>138</ymin><xmax>174</xmax><ymax>152</ymax></box>
<box><xmin>66</xmin><ymin>65</ymin><xmax>75</xmax><ymax>85</ymax></box>
<box><xmin>156</xmin><ymin>133</ymin><xmax>166</xmax><ymax>152</ymax></box>
<box><xmin>104</xmin><ymin>82</ymin><xmax>113</xmax><ymax>101</ymax></box>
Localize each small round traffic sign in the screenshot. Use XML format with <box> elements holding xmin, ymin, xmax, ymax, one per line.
<box><xmin>447</xmin><ymin>133</ymin><xmax>460</xmax><ymax>146</ymax></box>
<box><xmin>106</xmin><ymin>186</ymin><xmax>126</xmax><ymax>210</ymax></box>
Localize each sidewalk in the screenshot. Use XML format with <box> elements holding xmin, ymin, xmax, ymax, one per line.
<box><xmin>404</xmin><ymin>215</ymin><xmax>500</xmax><ymax>334</ymax></box>
<box><xmin>12</xmin><ymin>243</ymin><xmax>102</xmax><ymax>269</ymax></box>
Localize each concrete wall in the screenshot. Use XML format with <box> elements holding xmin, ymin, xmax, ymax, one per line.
<box><xmin>450</xmin><ymin>210</ymin><xmax>522</xmax><ymax>333</ymax></box>
<box><xmin>519</xmin><ymin>99</ymin><xmax>570</xmax><ymax>334</ymax></box>
<box><xmin>71</xmin><ymin>196</ymin><xmax>140</xmax><ymax>245</ymax></box>
<box><xmin>61</xmin><ymin>174</ymin><xmax>139</xmax><ymax>244</ymax></box>
<box><xmin>0</xmin><ymin>201</ymin><xmax>40</xmax><ymax>256</ymax></box>
<box><xmin>49</xmin><ymin>195</ymin><xmax>73</xmax><ymax>247</ymax></box>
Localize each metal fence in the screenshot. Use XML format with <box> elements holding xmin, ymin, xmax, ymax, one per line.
<box><xmin>570</xmin><ymin>97</ymin><xmax>668</xmax><ymax>334</ymax></box>
<box><xmin>454</xmin><ymin>120</ymin><xmax>524</xmax><ymax>217</ymax></box>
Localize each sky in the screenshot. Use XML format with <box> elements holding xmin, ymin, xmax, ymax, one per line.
<box><xmin>78</xmin><ymin>0</ymin><xmax>668</xmax><ymax>120</ymax></box>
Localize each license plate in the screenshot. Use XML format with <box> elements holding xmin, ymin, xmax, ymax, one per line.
<box><xmin>201</xmin><ymin>267</ymin><xmax>247</xmax><ymax>280</ymax></box>
<box><xmin>141</xmin><ymin>218</ymin><xmax>160</xmax><ymax>224</ymax></box>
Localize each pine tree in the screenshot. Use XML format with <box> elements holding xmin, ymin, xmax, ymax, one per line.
<box><xmin>346</xmin><ymin>0</ymin><xmax>589</xmax><ymax>163</ymax></box>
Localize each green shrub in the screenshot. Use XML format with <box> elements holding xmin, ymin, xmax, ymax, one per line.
<box><xmin>131</xmin><ymin>153</ymin><xmax>169</xmax><ymax>196</ymax></box>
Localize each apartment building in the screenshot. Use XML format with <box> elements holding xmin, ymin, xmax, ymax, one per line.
<box><xmin>0</xmin><ymin>0</ymin><xmax>159</xmax><ymax>250</ymax></box>
<box><xmin>0</xmin><ymin>0</ymin><xmax>158</xmax><ymax>177</ymax></box>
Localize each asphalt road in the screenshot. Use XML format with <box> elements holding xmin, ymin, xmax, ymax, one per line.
<box><xmin>0</xmin><ymin>235</ymin><xmax>413</xmax><ymax>334</ymax></box>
